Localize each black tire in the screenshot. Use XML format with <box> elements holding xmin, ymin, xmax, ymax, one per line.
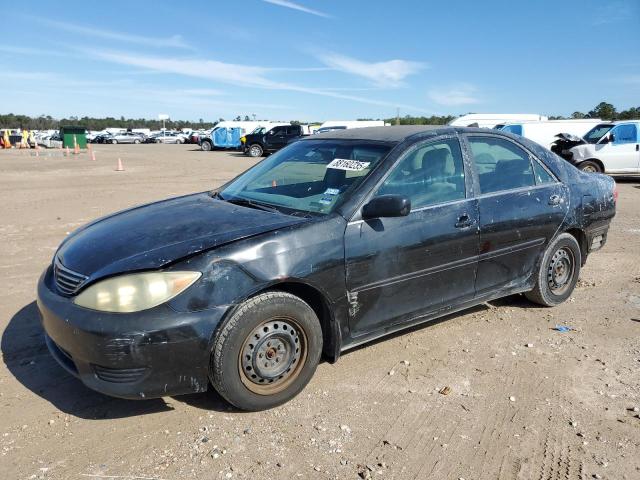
<box><xmin>201</xmin><ymin>140</ymin><xmax>212</xmax><ymax>152</ymax></box>
<box><xmin>578</xmin><ymin>160</ymin><xmax>602</xmax><ymax>173</ymax></box>
<box><xmin>210</xmin><ymin>291</ymin><xmax>322</xmax><ymax>411</ymax></box>
<box><xmin>134</xmin><ymin>139</ymin><xmax>140</xmax><ymax>144</ymax></box>
<box><xmin>525</xmin><ymin>233</ymin><xmax>581</xmax><ymax>307</ymax></box>
<box><xmin>248</xmin><ymin>144</ymin><xmax>263</xmax><ymax>157</ymax></box>
<box><xmin>111</xmin><ymin>139</ymin><xmax>117</xmax><ymax>144</ymax></box>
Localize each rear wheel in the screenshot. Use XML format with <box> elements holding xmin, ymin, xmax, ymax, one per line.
<box><xmin>111</xmin><ymin>139</ymin><xmax>117</xmax><ymax>144</ymax></box>
<box><xmin>248</xmin><ymin>144</ymin><xmax>263</xmax><ymax>157</ymax></box>
<box><xmin>201</xmin><ymin>140</ymin><xmax>212</xmax><ymax>151</ymax></box>
<box><xmin>210</xmin><ymin>291</ymin><xmax>322</xmax><ymax>411</ymax></box>
<box><xmin>525</xmin><ymin>233</ymin><xmax>581</xmax><ymax>307</ymax></box>
<box><xmin>176</xmin><ymin>138</ymin><xmax>184</xmax><ymax>144</ymax></box>
<box><xmin>578</xmin><ymin>160</ymin><xmax>602</xmax><ymax>173</ymax></box>
<box><xmin>133</xmin><ymin>139</ymin><xmax>140</xmax><ymax>144</ymax></box>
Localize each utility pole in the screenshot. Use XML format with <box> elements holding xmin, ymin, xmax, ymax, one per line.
<box><xmin>396</xmin><ymin>108</ymin><xmax>400</xmax><ymax>125</ymax></box>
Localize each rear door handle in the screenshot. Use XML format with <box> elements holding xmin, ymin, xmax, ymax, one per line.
<box><xmin>455</xmin><ymin>214</ymin><xmax>476</xmax><ymax>229</ymax></box>
<box><xmin>548</xmin><ymin>194</ymin><xmax>561</xmax><ymax>206</ymax></box>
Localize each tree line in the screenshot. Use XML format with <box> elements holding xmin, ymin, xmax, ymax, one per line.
<box><xmin>0</xmin><ymin>114</ymin><xmax>217</xmax><ymax>131</ymax></box>
<box><xmin>1</xmin><ymin>102</ymin><xmax>637</xmax><ymax>130</ymax></box>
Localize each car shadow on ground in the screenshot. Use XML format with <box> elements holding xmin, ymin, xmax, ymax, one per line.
<box><xmin>2</xmin><ymin>301</ymin><xmax>236</xmax><ymax>419</ymax></box>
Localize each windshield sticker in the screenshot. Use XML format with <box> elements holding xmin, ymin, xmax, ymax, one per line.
<box><xmin>319</xmin><ymin>196</ymin><xmax>334</xmax><ymax>205</ymax></box>
<box><xmin>326</xmin><ymin>158</ymin><xmax>370</xmax><ymax>171</ymax></box>
<box><xmin>324</xmin><ymin>188</ymin><xmax>340</xmax><ymax>195</ymax></box>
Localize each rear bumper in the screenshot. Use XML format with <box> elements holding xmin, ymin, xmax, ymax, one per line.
<box><xmin>37</xmin><ymin>267</ymin><xmax>229</xmax><ymax>400</ymax></box>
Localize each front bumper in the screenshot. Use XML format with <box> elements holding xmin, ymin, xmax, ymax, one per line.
<box><xmin>36</xmin><ymin>266</ymin><xmax>229</xmax><ymax>400</ymax></box>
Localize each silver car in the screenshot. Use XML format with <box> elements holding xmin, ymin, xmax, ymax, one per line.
<box><xmin>153</xmin><ymin>132</ymin><xmax>187</xmax><ymax>144</ymax></box>
<box><xmin>109</xmin><ymin>132</ymin><xmax>145</xmax><ymax>144</ymax></box>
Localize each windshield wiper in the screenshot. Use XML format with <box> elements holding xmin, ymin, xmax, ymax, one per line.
<box><xmin>225</xmin><ymin>197</ymin><xmax>281</xmax><ymax>214</ymax></box>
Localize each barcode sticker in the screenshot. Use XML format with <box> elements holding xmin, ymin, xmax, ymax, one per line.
<box><xmin>326</xmin><ymin>158</ymin><xmax>370</xmax><ymax>171</ymax></box>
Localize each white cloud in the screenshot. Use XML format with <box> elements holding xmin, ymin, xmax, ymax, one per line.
<box><xmin>84</xmin><ymin>49</ymin><xmax>432</xmax><ymax>112</ymax></box>
<box><xmin>262</xmin><ymin>0</ymin><xmax>330</xmax><ymax>18</ymax></box>
<box><xmin>428</xmin><ymin>84</ymin><xmax>481</xmax><ymax>106</ymax></box>
<box><xmin>317</xmin><ymin>52</ymin><xmax>425</xmax><ymax>87</ymax></box>
<box><xmin>36</xmin><ymin>18</ymin><xmax>191</xmax><ymax>49</ymax></box>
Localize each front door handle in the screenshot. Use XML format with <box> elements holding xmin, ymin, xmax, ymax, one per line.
<box><xmin>455</xmin><ymin>214</ymin><xmax>475</xmax><ymax>229</ymax></box>
<box><xmin>548</xmin><ymin>194</ymin><xmax>561</xmax><ymax>206</ymax></box>
<box><xmin>636</xmin><ymin>144</ymin><xmax>639</xmax><ymax>151</ymax></box>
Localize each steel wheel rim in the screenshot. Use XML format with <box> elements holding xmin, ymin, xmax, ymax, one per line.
<box><xmin>238</xmin><ymin>317</ymin><xmax>307</xmax><ymax>395</ymax></box>
<box><xmin>250</xmin><ymin>146</ymin><xmax>261</xmax><ymax>157</ymax></box>
<box><xmin>582</xmin><ymin>164</ymin><xmax>596</xmax><ymax>173</ymax></box>
<box><xmin>547</xmin><ymin>247</ymin><xmax>575</xmax><ymax>295</ymax></box>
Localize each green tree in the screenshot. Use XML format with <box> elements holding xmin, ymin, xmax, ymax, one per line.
<box><xmin>588</xmin><ymin>102</ymin><xmax>617</xmax><ymax>120</ymax></box>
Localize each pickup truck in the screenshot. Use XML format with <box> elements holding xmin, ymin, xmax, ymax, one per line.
<box><xmin>242</xmin><ymin>124</ymin><xmax>307</xmax><ymax>157</ymax></box>
<box><xmin>552</xmin><ymin>120</ymin><xmax>640</xmax><ymax>174</ymax></box>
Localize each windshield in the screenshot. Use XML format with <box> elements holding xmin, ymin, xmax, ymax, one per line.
<box><xmin>220</xmin><ymin>140</ymin><xmax>392</xmax><ymax>215</ymax></box>
<box><xmin>583</xmin><ymin>124</ymin><xmax>614</xmax><ymax>144</ymax></box>
<box><xmin>250</xmin><ymin>127</ymin><xmax>266</xmax><ymax>135</ymax></box>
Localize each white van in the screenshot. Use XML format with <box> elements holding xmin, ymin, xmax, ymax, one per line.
<box><xmin>554</xmin><ymin>120</ymin><xmax>640</xmax><ymax>174</ymax></box>
<box><xmin>501</xmin><ymin>120</ymin><xmax>603</xmax><ymax>150</ymax></box>
<box><xmin>448</xmin><ymin>114</ymin><xmax>547</xmax><ymax>129</ymax></box>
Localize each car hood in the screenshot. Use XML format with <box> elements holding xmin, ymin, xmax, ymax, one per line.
<box><xmin>56</xmin><ymin>193</ymin><xmax>308</xmax><ymax>281</ymax></box>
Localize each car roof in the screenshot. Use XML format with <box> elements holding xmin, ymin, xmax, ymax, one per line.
<box><xmin>305</xmin><ymin>125</ymin><xmax>501</xmax><ymax>143</ymax></box>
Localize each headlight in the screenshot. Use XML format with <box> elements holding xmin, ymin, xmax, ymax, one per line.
<box><xmin>74</xmin><ymin>271</ymin><xmax>201</xmax><ymax>313</ymax></box>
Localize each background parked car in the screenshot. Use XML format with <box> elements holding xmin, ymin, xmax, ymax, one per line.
<box><xmin>552</xmin><ymin>120</ymin><xmax>640</xmax><ymax>174</ymax></box>
<box><xmin>90</xmin><ymin>132</ymin><xmax>114</xmax><ymax>144</ymax></box>
<box><xmin>37</xmin><ymin>133</ymin><xmax>63</xmax><ymax>149</ymax></box>
<box><xmin>242</xmin><ymin>124</ymin><xmax>309</xmax><ymax>157</ymax></box>
<box><xmin>151</xmin><ymin>131</ymin><xmax>188</xmax><ymax>144</ymax></box>
<box><xmin>108</xmin><ymin>132</ymin><xmax>145</xmax><ymax>144</ymax></box>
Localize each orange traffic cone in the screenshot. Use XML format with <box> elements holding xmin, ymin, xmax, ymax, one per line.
<box><xmin>91</xmin><ymin>149</ymin><xmax>96</xmax><ymax>161</ymax></box>
<box><xmin>115</xmin><ymin>158</ymin><xmax>124</xmax><ymax>171</ymax></box>
<box><xmin>65</xmin><ymin>146</ymin><xmax>70</xmax><ymax>156</ymax></box>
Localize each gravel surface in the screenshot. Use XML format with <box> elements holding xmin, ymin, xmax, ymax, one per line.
<box><xmin>1</xmin><ymin>144</ymin><xmax>639</xmax><ymax>479</ymax></box>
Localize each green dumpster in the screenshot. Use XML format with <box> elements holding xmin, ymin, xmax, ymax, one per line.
<box><xmin>60</xmin><ymin>126</ymin><xmax>87</xmax><ymax>149</ymax></box>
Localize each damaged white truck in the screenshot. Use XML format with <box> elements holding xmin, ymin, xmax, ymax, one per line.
<box><xmin>552</xmin><ymin>121</ymin><xmax>640</xmax><ymax>174</ymax></box>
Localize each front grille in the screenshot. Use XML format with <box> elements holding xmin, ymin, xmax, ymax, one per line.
<box><xmin>93</xmin><ymin>365</ymin><xmax>148</xmax><ymax>384</ymax></box>
<box><xmin>54</xmin><ymin>257</ymin><xmax>88</xmax><ymax>296</ymax></box>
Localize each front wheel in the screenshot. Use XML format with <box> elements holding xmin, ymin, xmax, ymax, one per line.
<box><xmin>111</xmin><ymin>139</ymin><xmax>118</xmax><ymax>144</ymax></box>
<box><xmin>134</xmin><ymin>139</ymin><xmax>140</xmax><ymax>144</ymax></box>
<box><xmin>210</xmin><ymin>292</ymin><xmax>323</xmax><ymax>411</ymax></box>
<box><xmin>525</xmin><ymin>233</ymin><xmax>581</xmax><ymax>307</ymax></box>
<box><xmin>248</xmin><ymin>144</ymin><xmax>263</xmax><ymax>157</ymax></box>
<box><xmin>578</xmin><ymin>160</ymin><xmax>602</xmax><ymax>173</ymax></box>
<box><xmin>176</xmin><ymin>138</ymin><xmax>184</xmax><ymax>144</ymax></box>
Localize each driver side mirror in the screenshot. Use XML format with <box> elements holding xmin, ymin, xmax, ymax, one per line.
<box><xmin>362</xmin><ymin>195</ymin><xmax>411</xmax><ymax>219</ymax></box>
<box><xmin>601</xmin><ymin>133</ymin><xmax>614</xmax><ymax>144</ymax></box>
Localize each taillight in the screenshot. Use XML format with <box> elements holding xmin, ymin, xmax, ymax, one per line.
<box><xmin>613</xmin><ymin>183</ymin><xmax>618</xmax><ymax>203</ymax></box>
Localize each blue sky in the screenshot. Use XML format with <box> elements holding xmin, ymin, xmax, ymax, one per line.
<box><xmin>1</xmin><ymin>0</ymin><xmax>639</xmax><ymax>121</ymax></box>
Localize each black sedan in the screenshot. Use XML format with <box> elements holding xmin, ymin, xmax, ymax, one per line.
<box><xmin>37</xmin><ymin>126</ymin><xmax>616</xmax><ymax>410</ymax></box>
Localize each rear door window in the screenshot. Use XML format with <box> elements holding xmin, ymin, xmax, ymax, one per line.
<box><xmin>468</xmin><ymin>137</ymin><xmax>535</xmax><ymax>194</ymax></box>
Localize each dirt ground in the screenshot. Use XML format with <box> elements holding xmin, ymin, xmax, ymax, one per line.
<box><xmin>0</xmin><ymin>144</ymin><xmax>638</xmax><ymax>480</ymax></box>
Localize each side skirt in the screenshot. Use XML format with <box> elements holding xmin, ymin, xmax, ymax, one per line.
<box><xmin>340</xmin><ymin>283</ymin><xmax>532</xmax><ymax>353</ymax></box>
